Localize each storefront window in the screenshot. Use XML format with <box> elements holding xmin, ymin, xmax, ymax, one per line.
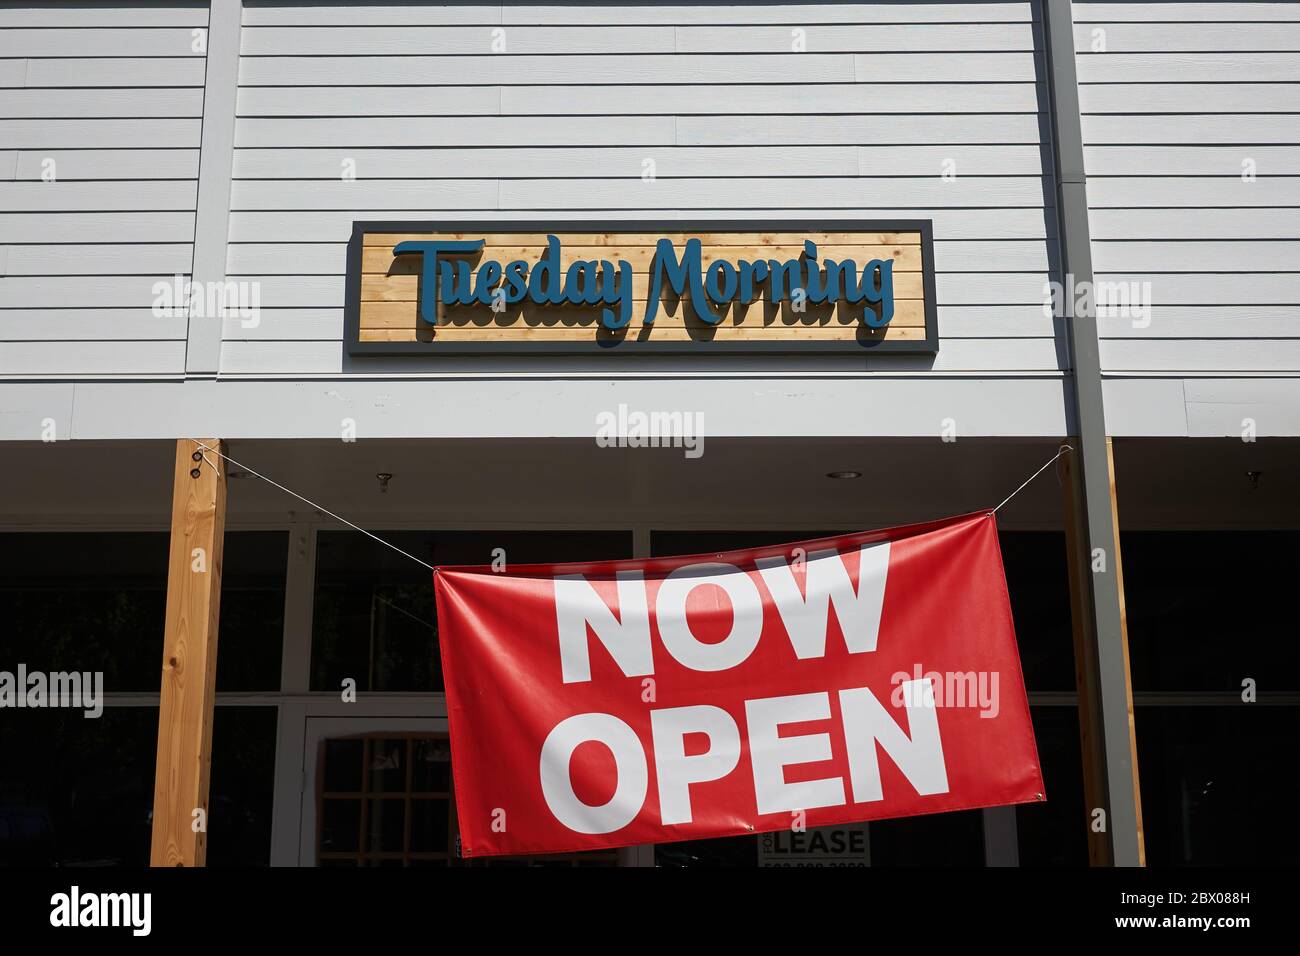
<box><xmin>0</xmin><ymin>708</ymin><xmax>157</xmax><ymax>866</ymax></box>
<box><xmin>1</xmin><ymin>533</ymin><xmax>167</xmax><ymax>694</ymax></box>
<box><xmin>310</xmin><ymin>530</ymin><xmax>633</xmax><ymax>692</ymax></box>
<box><xmin>1015</xmin><ymin>706</ymin><xmax>1088</xmax><ymax>866</ymax></box>
<box><xmin>1136</xmin><ymin>705</ymin><xmax>1299</xmax><ymax>865</ymax></box>
<box><xmin>997</xmin><ymin>532</ymin><xmax>1075</xmax><ymax>692</ymax></box>
<box><xmin>1122</xmin><ymin>531</ymin><xmax>1300</xmax><ymax>691</ymax></box>
<box><xmin>0</xmin><ymin>704</ymin><xmax>277</xmax><ymax>867</ymax></box>
<box><xmin>0</xmin><ymin>531</ymin><xmax>287</xmax><ymax>693</ymax></box>
<box><xmin>208</xmin><ymin>706</ymin><xmax>278</xmax><ymax>866</ymax></box>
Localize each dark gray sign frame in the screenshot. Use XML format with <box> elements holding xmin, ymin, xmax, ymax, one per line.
<box><xmin>344</xmin><ymin>219</ymin><xmax>939</xmax><ymax>356</ymax></box>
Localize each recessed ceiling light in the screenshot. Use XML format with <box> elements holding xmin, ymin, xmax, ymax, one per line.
<box><xmin>826</xmin><ymin>470</ymin><xmax>863</xmax><ymax>480</ymax></box>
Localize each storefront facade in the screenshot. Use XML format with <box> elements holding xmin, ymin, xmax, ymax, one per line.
<box><xmin>1</xmin><ymin>0</ymin><xmax>1298</xmax><ymax>867</ymax></box>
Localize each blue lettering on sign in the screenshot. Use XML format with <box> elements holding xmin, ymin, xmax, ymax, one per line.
<box><xmin>393</xmin><ymin>235</ymin><xmax>894</xmax><ymax>331</ymax></box>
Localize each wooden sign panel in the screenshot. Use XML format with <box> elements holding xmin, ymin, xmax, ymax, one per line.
<box><xmin>345</xmin><ymin>220</ymin><xmax>937</xmax><ymax>354</ymax></box>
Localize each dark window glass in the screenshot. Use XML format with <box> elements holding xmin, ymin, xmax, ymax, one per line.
<box><xmin>1122</xmin><ymin>532</ymin><xmax>1300</xmax><ymax>691</ymax></box>
<box><xmin>997</xmin><ymin>532</ymin><xmax>1074</xmax><ymax>692</ymax></box>
<box><xmin>215</xmin><ymin>533</ymin><xmax>288</xmax><ymax>692</ymax></box>
<box><xmin>0</xmin><ymin>708</ymin><xmax>157</xmax><ymax>866</ymax></box>
<box><xmin>208</xmin><ymin>706</ymin><xmax>278</xmax><ymax>867</ymax></box>
<box><xmin>657</xmin><ymin>833</ymin><xmax>759</xmax><ymax>867</ymax></box>
<box><xmin>0</xmin><ymin>531</ymin><xmax>286</xmax><ymax>693</ymax></box>
<box><xmin>869</xmin><ymin>809</ymin><xmax>984</xmax><ymax>865</ymax></box>
<box><xmin>0</xmin><ymin>533</ymin><xmax>167</xmax><ymax>693</ymax></box>
<box><xmin>1016</xmin><ymin>706</ymin><xmax>1088</xmax><ymax>866</ymax></box>
<box><xmin>311</xmin><ymin>531</ymin><xmax>633</xmax><ymax>692</ymax></box>
<box><xmin>0</xmin><ymin>706</ymin><xmax>277</xmax><ymax>867</ymax></box>
<box><xmin>1136</xmin><ymin>705</ymin><xmax>1300</xmax><ymax>865</ymax></box>
<box><xmin>652</xmin><ymin>530</ymin><xmax>840</xmax><ymax>555</ymax></box>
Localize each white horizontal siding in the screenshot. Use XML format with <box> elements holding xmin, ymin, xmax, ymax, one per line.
<box><xmin>0</xmin><ymin>118</ymin><xmax>201</xmax><ymax>148</ymax></box>
<box><xmin>0</xmin><ymin>311</ymin><xmax>188</xmax><ymax>340</ymax></box>
<box><xmin>225</xmin><ymin>2</ymin><xmax>1059</xmax><ymax>378</ymax></box>
<box><xmin>241</xmin><ymin>3</ymin><xmax>1038</xmax><ymax>26</ymax></box>
<box><xmin>233</xmin><ymin>114</ymin><xmax>1043</xmax><ymax>148</ymax></box>
<box><xmin>17</xmin><ymin>57</ymin><xmax>208</xmax><ymax>87</ymax></box>
<box><xmin>1100</xmin><ymin>340</ymin><xmax>1300</xmax><ymax>373</ymax></box>
<box><xmin>1079</xmin><ymin>84</ymin><xmax>1300</xmax><ymax>114</ymax></box>
<box><xmin>3</xmin><ymin>276</ymin><xmax>198</xmax><ymax>308</ymax></box>
<box><xmin>237</xmin><ymin>52</ymin><xmax>1042</xmax><ymax>85</ymax></box>
<box><xmin>1093</xmin><ymin>241</ymin><xmax>1300</xmax><ymax>273</ymax></box>
<box><xmin>0</xmin><ymin>89</ymin><xmax>204</xmax><ymax>118</ymax></box>
<box><xmin>1075</xmin><ymin>53</ymin><xmax>1300</xmax><ymax>82</ymax></box>
<box><xmin>5</xmin><ymin>244</ymin><xmax>194</xmax><ymax>275</ymax></box>
<box><xmin>231</xmin><ymin>145</ymin><xmax>1045</xmax><ymax>178</ymax></box>
<box><xmin>8</xmin><ymin>149</ymin><xmax>199</xmax><ymax>180</ymax></box>
<box><xmin>0</xmin><ymin>5</ymin><xmax>203</xmax><ymax>380</ymax></box>
<box><xmin>228</xmin><ymin>176</ymin><xmax>1049</xmax><ymax>210</ymax></box>
<box><xmin>235</xmin><ymin>146</ymin><xmax>862</xmax><ymax>178</ymax></box>
<box><xmin>1087</xmin><ymin>178</ymin><xmax>1300</xmax><ymax>208</ymax></box>
<box><xmin>0</xmin><ymin>181</ymin><xmax>198</xmax><ymax>211</ymax></box>
<box><xmin>0</xmin><ymin>3</ymin><xmax>207</xmax><ymax>27</ymax></box>
<box><xmin>1073</xmin><ymin>22</ymin><xmax>1300</xmax><ymax>52</ymax></box>
<box><xmin>1081</xmin><ymin>115</ymin><xmax>1299</xmax><ymax>144</ymax></box>
<box><xmin>1073</xmin><ymin>3</ymin><xmax>1300</xmax><ymax>22</ymax></box>
<box><xmin>236</xmin><ymin>83</ymin><xmax>1043</xmax><ymax>117</ymax></box>
<box><xmin>0</xmin><ymin>28</ymin><xmax>204</xmax><ymax>57</ymax></box>
<box><xmin>0</xmin><ymin>341</ymin><xmax>185</xmax><ymax>376</ymax></box>
<box><xmin>1077</xmin><ymin>6</ymin><xmax>1300</xmax><ymax>378</ymax></box>
<box><xmin>1100</xmin><ymin>308</ymin><xmax>1300</xmax><ymax>339</ymax></box>
<box><xmin>1084</xmin><ymin>146</ymin><xmax>1300</xmax><ymax>176</ymax></box>
<box><xmin>0</xmin><ymin>212</ymin><xmax>195</xmax><ymax>243</ymax></box>
<box><xmin>237</xmin><ymin>23</ymin><xmax>1036</xmax><ymax>55</ymax></box>
<box><xmin>1089</xmin><ymin>209</ymin><xmax>1299</xmax><ymax>240</ymax></box>
<box><xmin>227</xmin><ymin>208</ymin><xmax>1053</xmax><ymax>242</ymax></box>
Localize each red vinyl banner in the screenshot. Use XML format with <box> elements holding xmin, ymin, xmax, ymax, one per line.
<box><xmin>434</xmin><ymin>511</ymin><xmax>1044</xmax><ymax>857</ymax></box>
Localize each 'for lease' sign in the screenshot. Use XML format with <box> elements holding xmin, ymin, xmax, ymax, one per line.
<box><xmin>434</xmin><ymin>511</ymin><xmax>1043</xmax><ymax>857</ymax></box>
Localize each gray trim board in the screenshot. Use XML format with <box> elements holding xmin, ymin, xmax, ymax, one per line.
<box><xmin>1041</xmin><ymin>0</ymin><xmax>1143</xmax><ymax>867</ymax></box>
<box><xmin>185</xmin><ymin>0</ymin><xmax>242</xmax><ymax>376</ymax></box>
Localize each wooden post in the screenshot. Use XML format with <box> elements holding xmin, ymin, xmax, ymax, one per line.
<box><xmin>1102</xmin><ymin>437</ymin><xmax>1146</xmax><ymax>863</ymax></box>
<box><xmin>150</xmin><ymin>439</ymin><xmax>227</xmax><ymax>866</ymax></box>
<box><xmin>1059</xmin><ymin>440</ymin><xmax>1145</xmax><ymax>866</ymax></box>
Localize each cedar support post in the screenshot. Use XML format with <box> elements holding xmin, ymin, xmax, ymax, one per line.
<box><xmin>1060</xmin><ymin>443</ymin><xmax>1144</xmax><ymax>865</ymax></box>
<box><xmin>150</xmin><ymin>438</ymin><xmax>227</xmax><ymax>866</ymax></box>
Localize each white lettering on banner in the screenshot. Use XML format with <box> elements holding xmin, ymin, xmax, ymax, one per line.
<box><xmin>746</xmin><ymin>692</ymin><xmax>846</xmax><ymax>815</ymax></box>
<box><xmin>650</xmin><ymin>705</ymin><xmax>741</xmax><ymax>825</ymax></box>
<box><xmin>554</xmin><ymin>546</ymin><xmax>892</xmax><ymax>682</ymax></box>
<box><xmin>537</xmin><ymin>679</ymin><xmax>950</xmax><ymax>833</ymax></box>
<box><xmin>756</xmin><ymin>543</ymin><xmax>891</xmax><ymax>658</ymax></box>
<box><xmin>841</xmin><ymin>679</ymin><xmax>950</xmax><ymax>802</ymax></box>
<box><xmin>538</xmin><ymin>712</ymin><xmax>647</xmax><ymax>834</ymax></box>
<box><xmin>656</xmin><ymin>562</ymin><xmax>765</xmax><ymax>672</ymax></box>
<box><xmin>555</xmin><ymin>570</ymin><xmax>653</xmax><ymax>683</ymax></box>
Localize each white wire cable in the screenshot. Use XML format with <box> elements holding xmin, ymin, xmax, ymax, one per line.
<box><xmin>993</xmin><ymin>443</ymin><xmax>1074</xmax><ymax>513</ymax></box>
<box><xmin>189</xmin><ymin>439</ymin><xmax>436</xmax><ymax>571</ymax></box>
<box><xmin>190</xmin><ymin>438</ymin><xmax>1073</xmax><ymax>567</ymax></box>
